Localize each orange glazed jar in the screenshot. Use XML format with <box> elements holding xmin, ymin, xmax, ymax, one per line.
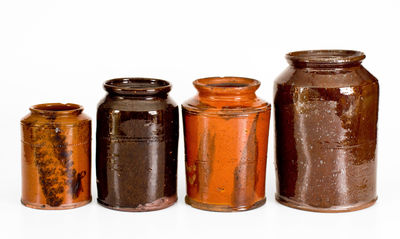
<box><xmin>182</xmin><ymin>77</ymin><xmax>271</xmax><ymax>212</ymax></box>
<box><xmin>21</xmin><ymin>103</ymin><xmax>91</xmax><ymax>209</ymax></box>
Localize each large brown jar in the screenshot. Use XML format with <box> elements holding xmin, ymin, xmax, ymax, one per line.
<box><xmin>21</xmin><ymin>103</ymin><xmax>91</xmax><ymax>209</ymax></box>
<box><xmin>182</xmin><ymin>77</ymin><xmax>271</xmax><ymax>212</ymax></box>
<box><xmin>96</xmin><ymin>78</ymin><xmax>179</xmax><ymax>211</ymax></box>
<box><xmin>274</xmin><ymin>50</ymin><xmax>379</xmax><ymax>212</ymax></box>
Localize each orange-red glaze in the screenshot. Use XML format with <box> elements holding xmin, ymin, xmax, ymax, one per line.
<box><xmin>182</xmin><ymin>77</ymin><xmax>271</xmax><ymax>211</ymax></box>
<box><xmin>21</xmin><ymin>103</ymin><xmax>91</xmax><ymax>210</ymax></box>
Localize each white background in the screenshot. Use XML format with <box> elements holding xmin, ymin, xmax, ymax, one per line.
<box><xmin>0</xmin><ymin>0</ymin><xmax>399</xmax><ymax>238</ymax></box>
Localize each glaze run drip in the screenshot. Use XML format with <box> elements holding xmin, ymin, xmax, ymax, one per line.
<box><xmin>183</xmin><ymin>77</ymin><xmax>271</xmax><ymax>212</ymax></box>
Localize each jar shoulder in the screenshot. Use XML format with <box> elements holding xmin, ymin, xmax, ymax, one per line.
<box><xmin>274</xmin><ymin>66</ymin><xmax>379</xmax><ymax>106</ymax></box>
<box><xmin>98</xmin><ymin>95</ymin><xmax>178</xmax><ymax>113</ymax></box>
<box><xmin>21</xmin><ymin>112</ymin><xmax>91</xmax><ymax>127</ymax></box>
<box><xmin>182</xmin><ymin>95</ymin><xmax>271</xmax><ymax>115</ymax></box>
<box><xmin>275</xmin><ymin>65</ymin><xmax>378</xmax><ymax>89</ymax></box>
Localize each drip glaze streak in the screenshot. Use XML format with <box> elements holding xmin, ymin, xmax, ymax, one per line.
<box><xmin>21</xmin><ymin>103</ymin><xmax>91</xmax><ymax>209</ymax></box>
<box><xmin>274</xmin><ymin>50</ymin><xmax>379</xmax><ymax>212</ymax></box>
<box><xmin>183</xmin><ymin>77</ymin><xmax>271</xmax><ymax>212</ymax></box>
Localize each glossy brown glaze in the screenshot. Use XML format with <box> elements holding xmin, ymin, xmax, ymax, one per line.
<box><xmin>21</xmin><ymin>103</ymin><xmax>91</xmax><ymax>209</ymax></box>
<box><xmin>183</xmin><ymin>77</ymin><xmax>271</xmax><ymax>212</ymax></box>
<box><xmin>274</xmin><ymin>50</ymin><xmax>379</xmax><ymax>212</ymax></box>
<box><xmin>96</xmin><ymin>78</ymin><xmax>179</xmax><ymax>212</ymax></box>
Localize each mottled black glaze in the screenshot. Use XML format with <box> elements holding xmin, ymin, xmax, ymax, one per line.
<box><xmin>96</xmin><ymin>78</ymin><xmax>179</xmax><ymax>211</ymax></box>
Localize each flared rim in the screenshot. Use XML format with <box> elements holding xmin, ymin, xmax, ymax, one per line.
<box><xmin>30</xmin><ymin>103</ymin><xmax>83</xmax><ymax>115</ymax></box>
<box><xmin>104</xmin><ymin>78</ymin><xmax>171</xmax><ymax>96</ymax></box>
<box><xmin>193</xmin><ymin>76</ymin><xmax>260</xmax><ymax>95</ymax></box>
<box><xmin>286</xmin><ymin>50</ymin><xmax>365</xmax><ymax>67</ymax></box>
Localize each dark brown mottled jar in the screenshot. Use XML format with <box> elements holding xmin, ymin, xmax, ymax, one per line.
<box><xmin>274</xmin><ymin>50</ymin><xmax>379</xmax><ymax>212</ymax></box>
<box><xmin>183</xmin><ymin>77</ymin><xmax>271</xmax><ymax>212</ymax></box>
<box><xmin>96</xmin><ymin>78</ymin><xmax>179</xmax><ymax>211</ymax></box>
<box><xmin>21</xmin><ymin>103</ymin><xmax>91</xmax><ymax>209</ymax></box>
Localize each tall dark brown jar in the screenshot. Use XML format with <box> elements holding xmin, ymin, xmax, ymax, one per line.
<box><xmin>21</xmin><ymin>103</ymin><xmax>91</xmax><ymax>210</ymax></box>
<box><xmin>274</xmin><ymin>50</ymin><xmax>379</xmax><ymax>212</ymax></box>
<box><xmin>96</xmin><ymin>78</ymin><xmax>179</xmax><ymax>211</ymax></box>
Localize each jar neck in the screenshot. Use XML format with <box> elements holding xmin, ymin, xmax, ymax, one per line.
<box><xmin>30</xmin><ymin>103</ymin><xmax>83</xmax><ymax>117</ymax></box>
<box><xmin>286</xmin><ymin>50</ymin><xmax>365</xmax><ymax>69</ymax></box>
<box><xmin>194</xmin><ymin>77</ymin><xmax>259</xmax><ymax>102</ymax></box>
<box><xmin>104</xmin><ymin>78</ymin><xmax>171</xmax><ymax>97</ymax></box>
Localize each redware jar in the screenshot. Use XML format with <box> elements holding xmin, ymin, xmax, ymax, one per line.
<box><xmin>21</xmin><ymin>103</ymin><xmax>91</xmax><ymax>209</ymax></box>
<box><xmin>274</xmin><ymin>50</ymin><xmax>379</xmax><ymax>212</ymax></box>
<box><xmin>182</xmin><ymin>77</ymin><xmax>271</xmax><ymax>212</ymax></box>
<box><xmin>96</xmin><ymin>78</ymin><xmax>179</xmax><ymax>212</ymax></box>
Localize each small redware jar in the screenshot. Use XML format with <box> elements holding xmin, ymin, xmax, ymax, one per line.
<box><xmin>21</xmin><ymin>103</ymin><xmax>91</xmax><ymax>209</ymax></box>
<box><xmin>274</xmin><ymin>50</ymin><xmax>379</xmax><ymax>212</ymax></box>
<box><xmin>182</xmin><ymin>77</ymin><xmax>271</xmax><ymax>212</ymax></box>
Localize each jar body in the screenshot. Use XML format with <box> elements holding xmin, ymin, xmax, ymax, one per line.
<box><xmin>274</xmin><ymin>51</ymin><xmax>379</xmax><ymax>212</ymax></box>
<box><xmin>96</xmin><ymin>80</ymin><xmax>179</xmax><ymax>211</ymax></box>
<box><xmin>183</xmin><ymin>77</ymin><xmax>271</xmax><ymax>212</ymax></box>
<box><xmin>21</xmin><ymin>103</ymin><xmax>91</xmax><ymax>209</ymax></box>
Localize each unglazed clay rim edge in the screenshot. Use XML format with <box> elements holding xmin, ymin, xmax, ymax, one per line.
<box><xmin>185</xmin><ymin>196</ymin><xmax>266</xmax><ymax>212</ymax></box>
<box><xmin>275</xmin><ymin>194</ymin><xmax>377</xmax><ymax>213</ymax></box>
<box><xmin>21</xmin><ymin>198</ymin><xmax>92</xmax><ymax>210</ymax></box>
<box><xmin>96</xmin><ymin>195</ymin><xmax>178</xmax><ymax>212</ymax></box>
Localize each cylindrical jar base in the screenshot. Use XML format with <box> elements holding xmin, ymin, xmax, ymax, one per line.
<box><xmin>275</xmin><ymin>195</ymin><xmax>377</xmax><ymax>213</ymax></box>
<box><xmin>21</xmin><ymin>198</ymin><xmax>92</xmax><ymax>210</ymax></box>
<box><xmin>185</xmin><ymin>196</ymin><xmax>266</xmax><ymax>212</ymax></box>
<box><xmin>97</xmin><ymin>195</ymin><xmax>177</xmax><ymax>212</ymax></box>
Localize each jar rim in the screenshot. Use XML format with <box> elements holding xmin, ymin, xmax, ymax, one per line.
<box><xmin>193</xmin><ymin>76</ymin><xmax>260</xmax><ymax>95</ymax></box>
<box><xmin>286</xmin><ymin>50</ymin><xmax>365</xmax><ymax>67</ymax></box>
<box><xmin>30</xmin><ymin>103</ymin><xmax>83</xmax><ymax>115</ymax></box>
<box><xmin>104</xmin><ymin>78</ymin><xmax>171</xmax><ymax>96</ymax></box>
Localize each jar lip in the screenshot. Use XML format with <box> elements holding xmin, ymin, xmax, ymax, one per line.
<box><xmin>30</xmin><ymin>103</ymin><xmax>83</xmax><ymax>115</ymax></box>
<box><xmin>104</xmin><ymin>78</ymin><xmax>171</xmax><ymax>96</ymax></box>
<box><xmin>193</xmin><ymin>76</ymin><xmax>260</xmax><ymax>95</ymax></box>
<box><xmin>286</xmin><ymin>50</ymin><xmax>365</xmax><ymax>67</ymax></box>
